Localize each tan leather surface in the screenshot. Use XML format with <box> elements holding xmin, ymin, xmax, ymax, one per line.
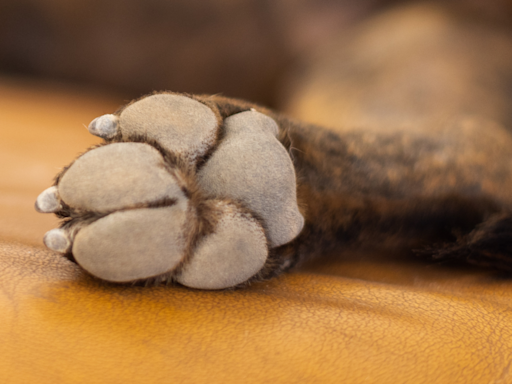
<box><xmin>2</xmin><ymin>79</ymin><xmax>512</xmax><ymax>383</ymax></box>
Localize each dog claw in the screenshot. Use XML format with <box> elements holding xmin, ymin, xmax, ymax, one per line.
<box><xmin>35</xmin><ymin>186</ymin><xmax>61</xmax><ymax>213</ymax></box>
<box><xmin>88</xmin><ymin>114</ymin><xmax>119</xmax><ymax>139</ymax></box>
<box><xmin>43</xmin><ymin>228</ymin><xmax>71</xmax><ymax>253</ymax></box>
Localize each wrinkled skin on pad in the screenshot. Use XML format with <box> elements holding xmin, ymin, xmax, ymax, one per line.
<box><xmin>36</xmin><ymin>93</ymin><xmax>305</xmax><ymax>289</ymax></box>
<box><xmin>59</xmin><ymin>143</ymin><xmax>185</xmax><ymax>212</ymax></box>
<box><xmin>198</xmin><ymin>111</ymin><xmax>304</xmax><ymax>247</ymax></box>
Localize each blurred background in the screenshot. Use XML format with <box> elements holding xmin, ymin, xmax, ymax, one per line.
<box><xmin>1</xmin><ymin>0</ymin><xmax>511</xmax><ymax>109</ymax></box>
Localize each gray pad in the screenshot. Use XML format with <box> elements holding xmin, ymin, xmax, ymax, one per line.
<box><xmin>73</xmin><ymin>205</ymin><xmax>188</xmax><ymax>282</ymax></box>
<box><xmin>59</xmin><ymin>143</ymin><xmax>185</xmax><ymax>212</ymax></box>
<box><xmin>197</xmin><ymin>111</ymin><xmax>304</xmax><ymax>247</ymax></box>
<box><xmin>119</xmin><ymin>94</ymin><xmax>218</xmax><ymax>163</ymax></box>
<box><xmin>177</xmin><ymin>202</ymin><xmax>267</xmax><ymax>290</ymax></box>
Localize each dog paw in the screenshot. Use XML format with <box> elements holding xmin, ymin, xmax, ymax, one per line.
<box><xmin>36</xmin><ymin>93</ymin><xmax>304</xmax><ymax>289</ymax></box>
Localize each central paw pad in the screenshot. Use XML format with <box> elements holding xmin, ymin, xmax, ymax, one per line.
<box><xmin>36</xmin><ymin>93</ymin><xmax>304</xmax><ymax>289</ymax></box>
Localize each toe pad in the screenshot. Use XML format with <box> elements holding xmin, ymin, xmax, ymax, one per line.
<box><xmin>177</xmin><ymin>202</ymin><xmax>268</xmax><ymax>290</ymax></box>
<box><xmin>59</xmin><ymin>143</ymin><xmax>185</xmax><ymax>212</ymax></box>
<box><xmin>119</xmin><ymin>94</ymin><xmax>219</xmax><ymax>163</ymax></box>
<box><xmin>73</xmin><ymin>205</ymin><xmax>189</xmax><ymax>282</ymax></box>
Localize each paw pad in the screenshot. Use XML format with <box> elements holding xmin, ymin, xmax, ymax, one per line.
<box><xmin>58</xmin><ymin>143</ymin><xmax>185</xmax><ymax>212</ymax></box>
<box><xmin>177</xmin><ymin>201</ymin><xmax>268</xmax><ymax>289</ymax></box>
<box><xmin>198</xmin><ymin>110</ymin><xmax>304</xmax><ymax>247</ymax></box>
<box><xmin>119</xmin><ymin>94</ymin><xmax>219</xmax><ymax>164</ymax></box>
<box><xmin>73</xmin><ymin>206</ymin><xmax>189</xmax><ymax>282</ymax></box>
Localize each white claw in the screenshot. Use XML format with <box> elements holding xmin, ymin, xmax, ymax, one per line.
<box><xmin>35</xmin><ymin>186</ymin><xmax>62</xmax><ymax>213</ymax></box>
<box><xmin>87</xmin><ymin>114</ymin><xmax>119</xmax><ymax>139</ymax></box>
<box><xmin>43</xmin><ymin>228</ymin><xmax>71</xmax><ymax>253</ymax></box>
